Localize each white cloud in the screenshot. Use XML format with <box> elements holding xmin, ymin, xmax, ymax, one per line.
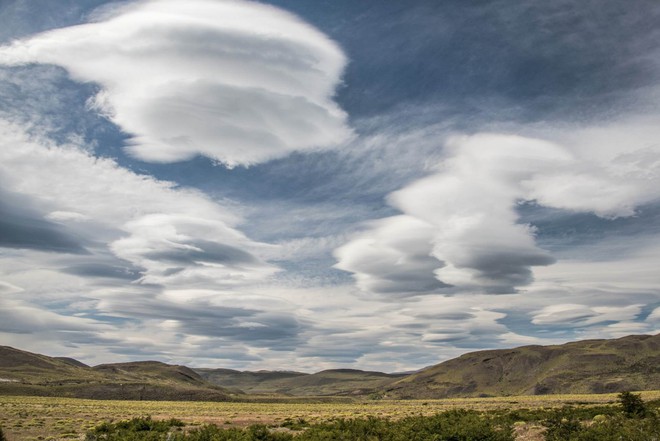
<box><xmin>531</xmin><ymin>236</ymin><xmax>660</xmax><ymax>294</ymax></box>
<box><xmin>46</xmin><ymin>211</ymin><xmax>91</xmax><ymax>222</ymax></box>
<box><xmin>0</xmin><ymin>119</ymin><xmax>276</xmax><ymax>290</ymax></box>
<box><xmin>0</xmin><ymin>0</ymin><xmax>351</xmax><ymax>166</ymax></box>
<box><xmin>262</xmin><ymin>234</ymin><xmax>347</xmax><ymax>262</ymax></box>
<box><xmin>333</xmin><ymin>215</ymin><xmax>445</xmax><ymax>294</ymax></box>
<box><xmin>531</xmin><ymin>303</ymin><xmax>643</xmax><ymax>326</ymax></box>
<box><xmin>110</xmin><ymin>213</ymin><xmax>278</xmax><ymax>287</ymax></box>
<box><xmin>0</xmin><ymin>297</ymin><xmax>106</xmax><ymax>334</ymax></box>
<box><xmin>336</xmin><ymin>125</ymin><xmax>660</xmax><ymax>295</ymax></box>
<box><xmin>0</xmin><ymin>118</ymin><xmax>296</xmax><ymax>361</ymax></box>
<box><xmin>649</xmin><ymin>308</ymin><xmax>660</xmax><ymax>323</ymax></box>
<box><xmin>525</xmin><ymin>118</ymin><xmax>660</xmax><ymax>218</ymax></box>
<box><xmin>0</xmin><ymin>2</ymin><xmax>658</xmax><ymax>372</ymax></box>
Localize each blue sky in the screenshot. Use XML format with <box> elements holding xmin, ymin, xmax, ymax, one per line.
<box><xmin>0</xmin><ymin>0</ymin><xmax>659</xmax><ymax>371</ymax></box>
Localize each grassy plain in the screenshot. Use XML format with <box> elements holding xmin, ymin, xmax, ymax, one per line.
<box><xmin>2</xmin><ymin>391</ymin><xmax>660</xmax><ymax>440</ymax></box>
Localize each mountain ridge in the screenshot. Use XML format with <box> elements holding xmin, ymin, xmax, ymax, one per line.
<box><xmin>0</xmin><ymin>346</ymin><xmax>234</xmax><ymax>401</ymax></box>
<box><xmin>384</xmin><ymin>333</ymin><xmax>660</xmax><ymax>398</ymax></box>
<box><xmin>1</xmin><ymin>333</ymin><xmax>659</xmax><ymax>400</ymax></box>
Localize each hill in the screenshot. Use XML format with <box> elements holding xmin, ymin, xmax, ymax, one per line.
<box><xmin>2</xmin><ymin>333</ymin><xmax>659</xmax><ymax>401</ymax></box>
<box><xmin>196</xmin><ymin>368</ymin><xmax>404</xmax><ymax>396</ymax></box>
<box><xmin>195</xmin><ymin>368</ymin><xmax>307</xmax><ymax>393</ymax></box>
<box><xmin>384</xmin><ymin>334</ymin><xmax>660</xmax><ymax>398</ymax></box>
<box><xmin>0</xmin><ymin>346</ymin><xmax>106</xmax><ymax>383</ymax></box>
<box><xmin>94</xmin><ymin>361</ymin><xmax>208</xmax><ymax>387</ymax></box>
<box><xmin>0</xmin><ymin>346</ymin><xmax>234</xmax><ymax>401</ymax></box>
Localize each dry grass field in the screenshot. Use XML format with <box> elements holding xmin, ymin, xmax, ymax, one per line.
<box><xmin>1</xmin><ymin>391</ymin><xmax>660</xmax><ymax>441</ymax></box>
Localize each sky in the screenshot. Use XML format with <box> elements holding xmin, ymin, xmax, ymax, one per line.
<box><xmin>0</xmin><ymin>0</ymin><xmax>659</xmax><ymax>372</ymax></box>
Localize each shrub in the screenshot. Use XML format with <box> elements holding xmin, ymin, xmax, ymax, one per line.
<box><xmin>87</xmin><ymin>417</ymin><xmax>185</xmax><ymax>441</ymax></box>
<box><xmin>543</xmin><ymin>411</ymin><xmax>582</xmax><ymax>441</ymax></box>
<box><xmin>542</xmin><ymin>397</ymin><xmax>660</xmax><ymax>441</ymax></box>
<box><xmin>618</xmin><ymin>391</ymin><xmax>647</xmax><ymax>418</ymax></box>
<box><xmin>546</xmin><ymin>414</ymin><xmax>660</xmax><ymax>441</ymax></box>
<box><xmin>301</xmin><ymin>410</ymin><xmax>514</xmax><ymax>441</ymax></box>
<box><xmin>86</xmin><ymin>412</ymin><xmax>514</xmax><ymax>441</ymax></box>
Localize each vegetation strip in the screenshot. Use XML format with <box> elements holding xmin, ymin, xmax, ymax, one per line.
<box><xmin>2</xmin><ymin>392</ymin><xmax>660</xmax><ymax>440</ymax></box>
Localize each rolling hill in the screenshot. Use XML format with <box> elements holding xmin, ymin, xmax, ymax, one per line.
<box><xmin>2</xmin><ymin>333</ymin><xmax>659</xmax><ymax>400</ymax></box>
<box><xmin>0</xmin><ymin>346</ymin><xmax>234</xmax><ymax>401</ymax></box>
<box><xmin>196</xmin><ymin>368</ymin><xmax>404</xmax><ymax>396</ymax></box>
<box><xmin>384</xmin><ymin>334</ymin><xmax>660</xmax><ymax>398</ymax></box>
<box><xmin>195</xmin><ymin>368</ymin><xmax>307</xmax><ymax>394</ymax></box>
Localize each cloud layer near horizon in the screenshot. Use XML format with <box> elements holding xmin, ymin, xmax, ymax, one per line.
<box><xmin>0</xmin><ymin>118</ymin><xmax>317</xmax><ymax>364</ymax></box>
<box><xmin>0</xmin><ymin>0</ymin><xmax>351</xmax><ymax>166</ymax></box>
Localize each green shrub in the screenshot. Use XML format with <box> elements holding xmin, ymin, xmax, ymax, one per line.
<box><xmin>86</xmin><ymin>412</ymin><xmax>514</xmax><ymax>441</ymax></box>
<box><xmin>543</xmin><ymin>412</ymin><xmax>582</xmax><ymax>441</ymax></box>
<box><xmin>544</xmin><ymin>414</ymin><xmax>660</xmax><ymax>441</ymax></box>
<box><xmin>280</xmin><ymin>417</ymin><xmax>309</xmax><ymax>430</ymax></box>
<box><xmin>87</xmin><ymin>417</ymin><xmax>185</xmax><ymax>441</ymax></box>
<box><xmin>542</xmin><ymin>397</ymin><xmax>660</xmax><ymax>441</ymax></box>
<box><xmin>83</xmin><ymin>406</ymin><xmax>660</xmax><ymax>441</ymax></box>
<box><xmin>301</xmin><ymin>410</ymin><xmax>514</xmax><ymax>441</ymax></box>
<box><xmin>88</xmin><ymin>418</ymin><xmax>294</xmax><ymax>441</ymax></box>
<box><xmin>618</xmin><ymin>391</ymin><xmax>647</xmax><ymax>418</ymax></box>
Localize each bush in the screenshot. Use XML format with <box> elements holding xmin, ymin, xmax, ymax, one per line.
<box><xmin>84</xmin><ymin>405</ymin><xmax>660</xmax><ymax>441</ymax></box>
<box><xmin>89</xmin><ymin>418</ymin><xmax>295</xmax><ymax>441</ymax></box>
<box><xmin>0</xmin><ymin>425</ymin><xmax>6</xmax><ymax>441</ymax></box>
<box><xmin>542</xmin><ymin>396</ymin><xmax>660</xmax><ymax>441</ymax></box>
<box><xmin>618</xmin><ymin>391</ymin><xmax>647</xmax><ymax>418</ymax></box>
<box><xmin>545</xmin><ymin>414</ymin><xmax>660</xmax><ymax>441</ymax></box>
<box><xmin>543</xmin><ymin>410</ymin><xmax>582</xmax><ymax>441</ymax></box>
<box><xmin>87</xmin><ymin>412</ymin><xmax>514</xmax><ymax>441</ymax></box>
<box><xmin>87</xmin><ymin>417</ymin><xmax>186</xmax><ymax>441</ymax></box>
<box><xmin>301</xmin><ymin>410</ymin><xmax>514</xmax><ymax>441</ymax></box>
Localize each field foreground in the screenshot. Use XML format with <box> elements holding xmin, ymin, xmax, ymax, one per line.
<box><xmin>1</xmin><ymin>392</ymin><xmax>660</xmax><ymax>440</ymax></box>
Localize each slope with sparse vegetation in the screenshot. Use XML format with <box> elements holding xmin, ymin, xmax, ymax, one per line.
<box><xmin>0</xmin><ymin>346</ymin><xmax>235</xmax><ymax>401</ymax></box>
<box><xmin>196</xmin><ymin>368</ymin><xmax>404</xmax><ymax>396</ymax></box>
<box><xmin>2</xmin><ymin>333</ymin><xmax>659</xmax><ymax>401</ymax></box>
<box><xmin>385</xmin><ymin>334</ymin><xmax>660</xmax><ymax>399</ymax></box>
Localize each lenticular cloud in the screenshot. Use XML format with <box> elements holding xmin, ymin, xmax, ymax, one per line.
<box><xmin>335</xmin><ymin>129</ymin><xmax>660</xmax><ymax>296</ymax></box>
<box><xmin>0</xmin><ymin>0</ymin><xmax>351</xmax><ymax>166</ymax></box>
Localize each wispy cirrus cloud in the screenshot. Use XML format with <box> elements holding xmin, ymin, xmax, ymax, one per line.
<box><xmin>0</xmin><ymin>0</ymin><xmax>351</xmax><ymax>166</ymax></box>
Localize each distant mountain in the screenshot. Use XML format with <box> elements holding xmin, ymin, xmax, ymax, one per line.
<box><xmin>196</xmin><ymin>367</ymin><xmax>404</xmax><ymax>396</ymax></box>
<box><xmin>94</xmin><ymin>361</ymin><xmax>208</xmax><ymax>387</ymax></box>
<box><xmin>54</xmin><ymin>357</ymin><xmax>90</xmax><ymax>368</ymax></box>
<box><xmin>0</xmin><ymin>346</ymin><xmax>105</xmax><ymax>383</ymax></box>
<box><xmin>0</xmin><ymin>346</ymin><xmax>234</xmax><ymax>401</ymax></box>
<box><xmin>195</xmin><ymin>368</ymin><xmax>307</xmax><ymax>393</ymax></box>
<box><xmin>384</xmin><ymin>334</ymin><xmax>660</xmax><ymax>399</ymax></box>
<box><xmin>2</xmin><ymin>334</ymin><xmax>658</xmax><ymax>401</ymax></box>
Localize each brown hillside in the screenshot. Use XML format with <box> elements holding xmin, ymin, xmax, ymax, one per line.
<box><xmin>385</xmin><ymin>334</ymin><xmax>660</xmax><ymax>398</ymax></box>
<box><xmin>197</xmin><ymin>367</ymin><xmax>403</xmax><ymax>396</ymax></box>
<box><xmin>0</xmin><ymin>347</ymin><xmax>234</xmax><ymax>401</ymax></box>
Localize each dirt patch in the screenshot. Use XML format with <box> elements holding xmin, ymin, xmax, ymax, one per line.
<box><xmin>514</xmin><ymin>422</ymin><xmax>545</xmax><ymax>441</ymax></box>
